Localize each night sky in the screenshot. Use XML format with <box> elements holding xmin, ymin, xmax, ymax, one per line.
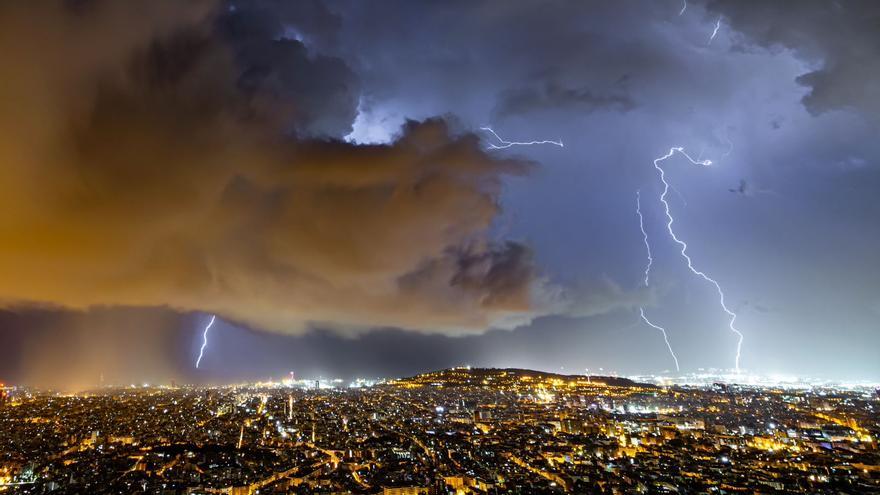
<box><xmin>1</xmin><ymin>1</ymin><xmax>879</xmax><ymax>389</ymax></box>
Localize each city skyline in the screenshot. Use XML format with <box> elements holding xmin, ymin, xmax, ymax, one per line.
<box><xmin>1</xmin><ymin>367</ymin><xmax>878</xmax><ymax>493</ymax></box>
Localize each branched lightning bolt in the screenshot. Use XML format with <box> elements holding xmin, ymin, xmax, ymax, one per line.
<box><xmin>195</xmin><ymin>314</ymin><xmax>216</xmax><ymax>369</ymax></box>
<box><xmin>652</xmin><ymin>148</ymin><xmax>744</xmax><ymax>372</ymax></box>
<box><xmin>636</xmin><ymin>190</ymin><xmax>680</xmax><ymax>372</ymax></box>
<box><xmin>708</xmin><ymin>17</ymin><xmax>722</xmax><ymax>45</ymax></box>
<box><xmin>480</xmin><ymin>126</ymin><xmax>563</xmax><ymax>150</ymax></box>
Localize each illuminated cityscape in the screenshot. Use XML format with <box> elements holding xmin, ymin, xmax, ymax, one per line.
<box><xmin>1</xmin><ymin>369</ymin><xmax>878</xmax><ymax>494</ymax></box>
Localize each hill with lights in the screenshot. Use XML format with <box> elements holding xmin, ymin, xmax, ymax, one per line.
<box><xmin>390</xmin><ymin>367</ymin><xmax>654</xmax><ymax>389</ymax></box>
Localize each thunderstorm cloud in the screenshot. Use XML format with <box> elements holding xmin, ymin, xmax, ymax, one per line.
<box><xmin>708</xmin><ymin>0</ymin><xmax>880</xmax><ymax>119</ymax></box>
<box><xmin>3</xmin><ymin>0</ymin><xmax>880</xmax><ymax>382</ymax></box>
<box><xmin>0</xmin><ymin>1</ymin><xmax>571</xmax><ymax>335</ymax></box>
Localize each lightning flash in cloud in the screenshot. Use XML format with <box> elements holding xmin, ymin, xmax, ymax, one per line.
<box><xmin>708</xmin><ymin>17</ymin><xmax>722</xmax><ymax>45</ymax></box>
<box><xmin>651</xmin><ymin>148</ymin><xmax>744</xmax><ymax>372</ymax></box>
<box><xmin>636</xmin><ymin>190</ymin><xmax>680</xmax><ymax>372</ymax></box>
<box><xmin>480</xmin><ymin>126</ymin><xmax>564</xmax><ymax>150</ymax></box>
<box><xmin>195</xmin><ymin>314</ymin><xmax>216</xmax><ymax>369</ymax></box>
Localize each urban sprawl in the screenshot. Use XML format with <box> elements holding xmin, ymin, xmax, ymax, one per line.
<box><xmin>1</xmin><ymin>368</ymin><xmax>878</xmax><ymax>494</ymax></box>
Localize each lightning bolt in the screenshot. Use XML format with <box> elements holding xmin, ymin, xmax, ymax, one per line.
<box><xmin>195</xmin><ymin>314</ymin><xmax>216</xmax><ymax>369</ymax></box>
<box><xmin>636</xmin><ymin>190</ymin><xmax>653</xmax><ymax>287</ymax></box>
<box><xmin>480</xmin><ymin>126</ymin><xmax>564</xmax><ymax>150</ymax></box>
<box><xmin>639</xmin><ymin>309</ymin><xmax>680</xmax><ymax>372</ymax></box>
<box><xmin>708</xmin><ymin>17</ymin><xmax>722</xmax><ymax>45</ymax></box>
<box><xmin>678</xmin><ymin>0</ymin><xmax>687</xmax><ymax>16</ymax></box>
<box><xmin>636</xmin><ymin>190</ymin><xmax>680</xmax><ymax>372</ymax></box>
<box><xmin>652</xmin><ymin>147</ymin><xmax>744</xmax><ymax>372</ymax></box>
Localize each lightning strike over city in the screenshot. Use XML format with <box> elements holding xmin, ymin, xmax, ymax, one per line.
<box><xmin>635</xmin><ymin>190</ymin><xmax>681</xmax><ymax>372</ymax></box>
<box><xmin>1</xmin><ymin>2</ymin><xmax>878</xmax><ymax>491</ymax></box>
<box><xmin>639</xmin><ymin>308</ymin><xmax>681</xmax><ymax>372</ymax></box>
<box><xmin>651</xmin><ymin>147</ymin><xmax>745</xmax><ymax>373</ymax></box>
<box><xmin>195</xmin><ymin>315</ymin><xmax>216</xmax><ymax>369</ymax></box>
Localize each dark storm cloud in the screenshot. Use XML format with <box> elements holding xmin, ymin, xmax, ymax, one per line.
<box><xmin>709</xmin><ymin>0</ymin><xmax>880</xmax><ymax>118</ymax></box>
<box><xmin>228</xmin><ymin>0</ymin><xmax>343</xmax><ymax>48</ymax></box>
<box><xmin>0</xmin><ymin>0</ymin><xmax>580</xmax><ymax>336</ymax></box>
<box><xmin>331</xmin><ymin>1</ymin><xmax>690</xmax><ymax>135</ymax></box>
<box><xmin>221</xmin><ymin>0</ymin><xmax>357</xmax><ymax>137</ymax></box>
<box><xmin>494</xmin><ymin>82</ymin><xmax>635</xmax><ymax>119</ymax></box>
<box><xmin>400</xmin><ymin>242</ymin><xmax>534</xmax><ymax>311</ymax></box>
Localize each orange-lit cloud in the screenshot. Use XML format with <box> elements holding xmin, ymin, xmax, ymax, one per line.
<box><xmin>0</xmin><ymin>1</ymin><xmax>648</xmax><ymax>337</ymax></box>
<box><xmin>0</xmin><ymin>1</ymin><xmax>552</xmax><ymax>335</ymax></box>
